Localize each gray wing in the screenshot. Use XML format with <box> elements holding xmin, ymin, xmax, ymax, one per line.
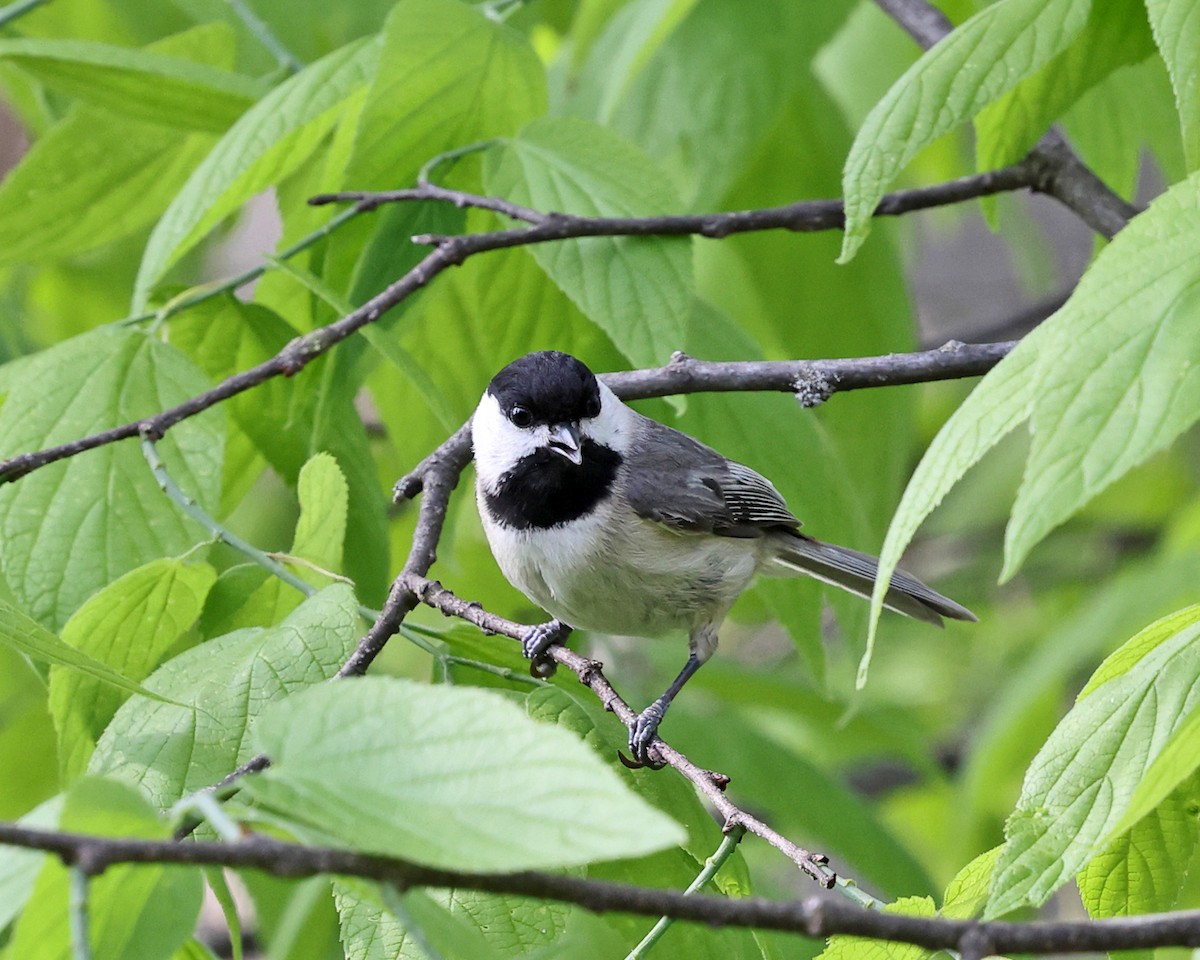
<box><xmin>623</xmin><ymin>416</ymin><xmax>800</xmax><ymax>538</ymax></box>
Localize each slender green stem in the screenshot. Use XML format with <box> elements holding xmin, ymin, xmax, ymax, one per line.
<box><xmin>121</xmin><ymin>205</ymin><xmax>362</xmax><ymax>327</ymax></box>
<box><xmin>141</xmin><ymin>437</ymin><xmax>316</xmax><ymax>599</ymax></box>
<box><xmin>836</xmin><ymin>876</ymin><xmax>885</xmax><ymax>910</ymax></box>
<box><xmin>142</xmin><ymin>437</ymin><xmax>514</xmax><ymax>683</ymax></box>
<box><xmin>68</xmin><ymin>866</ymin><xmax>93</xmax><ymax>960</ymax></box>
<box><xmin>417</xmin><ymin>139</ymin><xmax>497</xmax><ymax>185</ymax></box>
<box><xmin>445</xmin><ymin>655</ymin><xmax>543</xmax><ymax>686</ymax></box>
<box><xmin>0</xmin><ymin>0</ymin><xmax>48</xmax><ymax>28</ymax></box>
<box><xmin>172</xmin><ymin>792</ymin><xmax>243</xmax><ymax>843</ymax></box>
<box><xmin>204</xmin><ymin>866</ymin><xmax>245</xmax><ymax>960</ymax></box>
<box><xmin>627</xmin><ymin>824</ymin><xmax>748</xmax><ymax>959</ymax></box>
<box><xmin>224</xmin><ymin>0</ymin><xmax>302</xmax><ymax>73</ymax></box>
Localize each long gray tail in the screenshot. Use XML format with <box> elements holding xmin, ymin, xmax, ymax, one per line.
<box><xmin>767</xmin><ymin>532</ymin><xmax>976</xmax><ymax>626</ymax></box>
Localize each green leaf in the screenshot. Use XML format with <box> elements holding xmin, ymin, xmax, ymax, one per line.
<box><xmin>7</xmin><ymin>777</ymin><xmax>203</xmax><ymax>960</ymax></box>
<box><xmin>214</xmin><ymin>453</ymin><xmax>350</xmax><ymax>632</ymax></box>
<box><xmin>0</xmin><ymin>597</ymin><xmax>174</xmax><ymax>704</ymax></box>
<box><xmin>986</xmin><ymin>612</ymin><xmax>1200</xmax><ymax>916</ymax></box>
<box><xmin>483</xmin><ymin>116</ymin><xmax>692</xmax><ymax>367</ymax></box>
<box><xmin>336</xmin><ymin>880</ymin><xmax>517</xmax><ymax>960</ymax></box>
<box><xmin>1145</xmin><ymin>0</ymin><xmax>1200</xmax><ymax>169</ymax></box>
<box><xmin>816</xmin><ymin>897</ymin><xmax>937</xmax><ymax>960</ymax></box>
<box><xmin>0</xmin><ymin>24</ymin><xmax>236</xmax><ymax>265</ymax></box>
<box><xmin>1078</xmin><ymin>604</ymin><xmax>1200</xmax><ymax>698</ymax></box>
<box><xmin>246</xmin><ymin>676</ymin><xmax>686</xmax><ymax>870</ymax></box>
<box><xmin>1103</xmin><ymin>697</ymin><xmax>1200</xmax><ymax>841</ymax></box>
<box><xmin>0</xmin><ymin>38</ymin><xmax>259</xmax><ymax>131</ymax></box>
<box><xmin>289</xmin><ymin>453</ymin><xmax>349</xmax><ymax>575</ymax></box>
<box><xmin>344</xmin><ymin>0</ymin><xmax>547</xmax><ymax>189</ymax></box>
<box><xmin>133</xmin><ymin>35</ymin><xmax>380</xmax><ymax>310</ymax></box>
<box><xmin>88</xmin><ymin>585</ymin><xmax>360</xmax><ymax>806</ymax></box>
<box><xmin>1003</xmin><ymin>171</ymin><xmax>1200</xmax><ymax>575</ymax></box>
<box><xmin>0</xmin><ymin>795</ymin><xmax>63</xmax><ymax>934</ymax></box>
<box><xmin>48</xmin><ymin>558</ymin><xmax>216</xmax><ymax>781</ymax></box>
<box><xmin>0</xmin><ymin>327</ymin><xmax>223</xmax><ymax>629</ymax></box>
<box><xmin>840</xmin><ymin>0</ymin><xmax>1091</xmax><ymax>261</ymax></box>
<box><xmin>865</xmin><ymin>337</ymin><xmax>1042</xmax><ymax>684</ymax></box>
<box><xmin>0</xmin><ymin>118</ymin><xmax>212</xmax><ymax>267</ymax></box>
<box><xmin>569</xmin><ymin>0</ymin><xmax>847</xmax><ymax>207</ymax></box>
<box><xmin>1078</xmin><ymin>770</ymin><xmax>1200</xmax><ymax>919</ymax></box>
<box><xmin>168</xmin><ymin>297</ymin><xmax>387</xmax><ymax>605</ymax></box>
<box><xmin>1061</xmin><ymin>54</ymin><xmax>1185</xmax><ymax>199</ymax></box>
<box><xmin>167</xmin><ymin>299</ymin><xmax>311</xmax><ymax>477</ymax></box>
<box><xmin>941</xmin><ymin>846</ymin><xmax>1000</xmax><ymax>919</ymax></box>
<box><xmin>975</xmin><ymin>0</ymin><xmax>1155</xmax><ymax>171</ymax></box>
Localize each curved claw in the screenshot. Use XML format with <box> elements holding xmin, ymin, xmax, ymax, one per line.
<box><xmin>521</xmin><ymin>620</ymin><xmax>571</xmax><ymax>678</ymax></box>
<box><xmin>618</xmin><ymin>749</ymin><xmax>666</xmax><ymax>771</ymax></box>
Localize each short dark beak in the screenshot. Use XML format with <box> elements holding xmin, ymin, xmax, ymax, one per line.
<box><xmin>547</xmin><ymin>422</ymin><xmax>583</xmax><ymax>465</ymax></box>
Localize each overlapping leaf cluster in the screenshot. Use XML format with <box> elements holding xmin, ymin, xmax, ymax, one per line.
<box><xmin>0</xmin><ymin>0</ymin><xmax>1197</xmax><ymax>958</ymax></box>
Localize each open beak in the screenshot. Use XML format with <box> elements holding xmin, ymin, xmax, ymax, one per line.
<box><xmin>547</xmin><ymin>422</ymin><xmax>583</xmax><ymax>465</ymax></box>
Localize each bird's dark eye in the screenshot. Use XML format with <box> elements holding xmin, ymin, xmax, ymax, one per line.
<box><xmin>509</xmin><ymin>405</ymin><xmax>534</xmax><ymax>427</ymax></box>
<box><xmin>584</xmin><ymin>396</ymin><xmax>601</xmax><ymax>419</ymax></box>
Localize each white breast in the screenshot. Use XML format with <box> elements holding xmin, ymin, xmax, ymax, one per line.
<box><xmin>476</xmin><ymin>485</ymin><xmax>758</xmax><ymax>639</ymax></box>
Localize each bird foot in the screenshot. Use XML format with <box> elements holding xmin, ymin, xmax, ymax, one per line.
<box><xmin>622</xmin><ymin>702</ymin><xmax>667</xmax><ymax>769</ymax></box>
<box><xmin>521</xmin><ymin>619</ymin><xmax>571</xmax><ymax>678</ymax></box>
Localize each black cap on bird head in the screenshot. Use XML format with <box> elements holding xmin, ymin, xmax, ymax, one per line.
<box><xmin>486</xmin><ymin>351</ymin><xmax>602</xmax><ymax>426</ymax></box>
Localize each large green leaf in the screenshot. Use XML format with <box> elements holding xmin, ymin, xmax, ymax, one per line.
<box><xmin>133</xmin><ymin>35</ymin><xmax>380</xmax><ymax>310</ymax></box>
<box><xmin>1003</xmin><ymin>171</ymin><xmax>1200</xmax><ymax>574</ymax></box>
<box><xmin>872</xmin><ymin>171</ymin><xmax>1200</xmax><ymax>670</ymax></box>
<box><xmin>245</xmin><ymin>676</ymin><xmax>686</xmax><ymax>870</ymax></box>
<box><xmin>0</xmin><ymin>111</ymin><xmax>213</xmax><ymax>267</ymax></box>
<box><xmin>1078</xmin><ymin>770</ymin><xmax>1200</xmax><ymax>920</ymax></box>
<box><xmin>975</xmin><ymin>0</ymin><xmax>1154</xmax><ymax>171</ymax></box>
<box><xmin>169</xmin><ymin>298</ymin><xmax>388</xmax><ymax>602</ymax></box>
<box><xmin>0</xmin><ymin>24</ymin><xmax>237</xmax><ymax>266</ymax></box>
<box><xmin>816</xmin><ymin>897</ymin><xmax>937</xmax><ymax>960</ymax></box>
<box><xmin>986</xmin><ymin>609</ymin><xmax>1200</xmax><ymax>916</ymax></box>
<box><xmin>865</xmin><ymin>338</ymin><xmax>1041</xmax><ymax>683</ymax></box>
<box><xmin>0</xmin><ymin>37</ymin><xmax>259</xmax><ymax>131</ymax></box>
<box><xmin>959</xmin><ymin>549</ymin><xmax>1200</xmax><ymax>851</ymax></box>
<box><xmin>568</xmin><ymin>0</ymin><xmax>848</xmax><ymax>207</ymax></box>
<box><xmin>48</xmin><ymin>558</ymin><xmax>216</xmax><ymax>781</ymax></box>
<box><xmin>336</xmin><ymin>878</ymin><xmax>556</xmax><ymax>960</ymax></box>
<box><xmin>0</xmin><ymin>795</ymin><xmax>63</xmax><ymax>933</ymax></box>
<box><xmin>0</xmin><ymin>645</ymin><xmax>58</xmax><ymax>821</ymax></box>
<box><xmin>483</xmin><ymin>116</ymin><xmax>692</xmax><ymax>367</ymax></box>
<box><xmin>88</xmin><ymin>585</ymin><xmax>360</xmax><ymax>806</ymax></box>
<box><xmin>344</xmin><ymin>0</ymin><xmax>546</xmax><ymax>189</ymax></box>
<box><xmin>0</xmin><ymin>327</ymin><xmax>223</xmax><ymax>629</ymax></box>
<box><xmin>7</xmin><ymin>777</ymin><xmax>203</xmax><ymax>960</ymax></box>
<box><xmin>0</xmin><ymin>597</ymin><xmax>168</xmax><ymax>702</ymax></box>
<box><xmin>203</xmin><ymin>453</ymin><xmax>348</xmax><ymax>633</ymax></box>
<box><xmin>1145</xmin><ymin>0</ymin><xmax>1200</xmax><ymax>169</ymax></box>
<box><xmin>840</xmin><ymin>0</ymin><xmax>1091</xmax><ymax>261</ymax></box>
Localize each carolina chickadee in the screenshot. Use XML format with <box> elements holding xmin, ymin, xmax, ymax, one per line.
<box><xmin>472</xmin><ymin>351</ymin><xmax>975</xmax><ymax>765</ymax></box>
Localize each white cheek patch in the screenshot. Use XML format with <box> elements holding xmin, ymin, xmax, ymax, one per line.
<box><xmin>582</xmin><ymin>381</ymin><xmax>632</xmax><ymax>451</ymax></box>
<box><xmin>472</xmin><ymin>393</ymin><xmax>544</xmax><ymax>489</ymax></box>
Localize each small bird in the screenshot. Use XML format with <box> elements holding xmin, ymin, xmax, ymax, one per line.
<box><xmin>472</xmin><ymin>351</ymin><xmax>975</xmax><ymax>765</ymax></box>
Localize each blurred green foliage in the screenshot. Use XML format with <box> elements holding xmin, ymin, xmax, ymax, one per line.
<box><xmin>0</xmin><ymin>1</ymin><xmax>1198</xmax><ymax>958</ymax></box>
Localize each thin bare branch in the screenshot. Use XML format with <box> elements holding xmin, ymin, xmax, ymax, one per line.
<box><xmin>400</xmin><ymin>573</ymin><xmax>851</xmax><ymax>891</ymax></box>
<box><xmin>8</xmin><ymin>822</ymin><xmax>1200</xmax><ymax>952</ymax></box>
<box><xmin>395</xmin><ymin>341</ymin><xmax>1016</xmax><ymax>501</ymax></box>
<box><xmin>871</xmin><ymin>0</ymin><xmax>1139</xmax><ymax>236</ymax></box>
<box><xmin>312</xmin><ymin>161</ymin><xmax>1038</xmax><ymax>237</ymax></box>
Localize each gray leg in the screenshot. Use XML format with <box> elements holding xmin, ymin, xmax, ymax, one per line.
<box><xmin>628</xmin><ymin>651</ymin><xmax>704</xmax><ymax>767</ymax></box>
